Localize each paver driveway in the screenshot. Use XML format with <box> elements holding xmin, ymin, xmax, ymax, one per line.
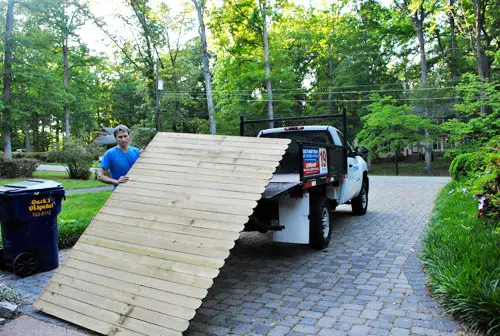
<box><xmin>186</xmin><ymin>175</ymin><xmax>455</xmax><ymax>336</ymax></box>
<box><xmin>3</xmin><ymin>175</ymin><xmax>454</xmax><ymax>336</ymax></box>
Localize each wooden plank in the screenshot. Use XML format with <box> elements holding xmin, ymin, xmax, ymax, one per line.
<box><xmin>119</xmin><ymin>181</ymin><xmax>261</xmax><ymax>201</ymax></box>
<box><xmin>110</xmin><ymin>192</ymin><xmax>255</xmax><ymax>216</ymax></box>
<box><xmin>74</xmin><ymin>242</ymin><xmax>218</xmax><ymax>278</ymax></box>
<box><xmin>113</xmin><ymin>187</ymin><xmax>257</xmax><ymax>210</ymax></box>
<box><xmin>132</xmin><ymin>159</ymin><xmax>274</xmax><ymax>179</ymax></box>
<box><xmin>69</xmin><ymin>249</ymin><xmax>214</xmax><ymax>289</ymax></box>
<box><xmin>78</xmin><ymin>235</ymin><xmax>225</xmax><ymax>269</ymax></box>
<box><xmin>89</xmin><ymin>219</ymin><xmax>235</xmax><ymax>249</ymax></box>
<box><xmin>104</xmin><ymin>199</ymin><xmax>250</xmax><ymax>224</ymax></box>
<box><xmin>33</xmin><ymin>299</ymin><xmax>140</xmax><ymax>336</ymax></box>
<box><xmin>128</xmin><ymin>166</ymin><xmax>269</xmax><ymax>187</ymax></box>
<box><xmin>132</xmin><ymin>154</ymin><xmax>280</xmax><ymax>173</ymax></box>
<box><xmin>155</xmin><ymin>131</ymin><xmax>291</xmax><ymax>144</ymax></box>
<box><xmin>145</xmin><ymin>148</ymin><xmax>287</xmax><ymax>162</ymax></box>
<box><xmin>45</xmin><ymin>280</ymin><xmax>191</xmax><ymax>329</ymax></box>
<box><xmin>83</xmin><ymin>227</ymin><xmax>230</xmax><ymax>260</ymax></box>
<box><xmin>99</xmin><ymin>206</ymin><xmax>244</xmax><ymax>233</ymax></box>
<box><xmin>142</xmin><ymin>142</ymin><xmax>287</xmax><ymax>155</ymax></box>
<box><xmin>39</xmin><ymin>292</ymin><xmax>181</xmax><ymax>336</ymax></box>
<box><xmin>56</xmin><ymin>266</ymin><xmax>201</xmax><ymax>310</ymax></box>
<box><xmin>63</xmin><ymin>258</ymin><xmax>208</xmax><ymax>299</ymax></box>
<box><xmin>137</xmin><ymin>148</ymin><xmax>285</xmax><ymax>161</ymax></box>
<box><xmin>94</xmin><ymin>212</ymin><xmax>239</xmax><ymax>241</ymax></box>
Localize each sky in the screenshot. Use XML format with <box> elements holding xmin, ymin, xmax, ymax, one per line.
<box><xmin>80</xmin><ymin>0</ymin><xmax>329</xmax><ymax>56</ymax></box>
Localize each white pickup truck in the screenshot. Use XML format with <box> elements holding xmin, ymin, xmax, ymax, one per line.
<box><xmin>241</xmin><ymin>113</ymin><xmax>369</xmax><ymax>249</ymax></box>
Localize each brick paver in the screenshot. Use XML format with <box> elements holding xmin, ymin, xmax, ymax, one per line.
<box><xmin>2</xmin><ymin>175</ymin><xmax>455</xmax><ymax>335</ymax></box>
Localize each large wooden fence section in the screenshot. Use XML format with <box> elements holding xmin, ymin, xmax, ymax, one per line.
<box><xmin>34</xmin><ymin>132</ymin><xmax>290</xmax><ymax>336</ymax></box>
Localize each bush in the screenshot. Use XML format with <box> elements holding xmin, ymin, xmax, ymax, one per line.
<box><xmin>449</xmin><ymin>152</ymin><xmax>484</xmax><ymax>181</ymax></box>
<box><xmin>130</xmin><ymin>127</ymin><xmax>156</xmax><ymax>149</ymax></box>
<box><xmin>422</xmin><ymin>182</ymin><xmax>500</xmax><ymax>335</ymax></box>
<box><xmin>0</xmin><ymin>157</ymin><xmax>39</xmax><ymax>178</ymax></box>
<box><xmin>54</xmin><ymin>140</ymin><xmax>103</xmax><ymax>180</ymax></box>
<box><xmin>12</xmin><ymin>151</ymin><xmax>50</xmax><ymax>162</ymax></box>
<box><xmin>58</xmin><ymin>219</ymin><xmax>88</xmax><ymax>249</ymax></box>
<box><xmin>0</xmin><ymin>285</ymin><xmax>23</xmax><ymax>305</ymax></box>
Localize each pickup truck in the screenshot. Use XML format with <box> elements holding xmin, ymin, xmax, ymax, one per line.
<box><xmin>240</xmin><ymin>113</ymin><xmax>369</xmax><ymax>249</ymax></box>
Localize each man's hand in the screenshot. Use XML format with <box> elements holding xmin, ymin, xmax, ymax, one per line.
<box><xmin>117</xmin><ymin>176</ymin><xmax>129</xmax><ymax>184</ymax></box>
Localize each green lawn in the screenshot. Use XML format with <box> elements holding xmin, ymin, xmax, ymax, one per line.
<box><xmin>422</xmin><ymin>181</ymin><xmax>500</xmax><ymax>334</ymax></box>
<box><xmin>58</xmin><ymin>190</ymin><xmax>111</xmax><ymax>248</ymax></box>
<box><xmin>0</xmin><ymin>171</ymin><xmax>103</xmax><ymax>190</ymax></box>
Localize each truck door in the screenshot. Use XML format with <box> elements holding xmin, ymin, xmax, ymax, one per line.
<box><xmin>347</xmin><ymin>148</ymin><xmax>363</xmax><ymax>199</ymax></box>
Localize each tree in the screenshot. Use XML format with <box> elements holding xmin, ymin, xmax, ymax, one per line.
<box><xmin>192</xmin><ymin>0</ymin><xmax>216</xmax><ymax>134</ymax></box>
<box><xmin>2</xmin><ymin>0</ymin><xmax>15</xmax><ymax>159</ymax></box>
<box><xmin>258</xmin><ymin>0</ymin><xmax>274</xmax><ymax>127</ymax></box>
<box><xmin>358</xmin><ymin>95</ymin><xmax>437</xmax><ymax>175</ymax></box>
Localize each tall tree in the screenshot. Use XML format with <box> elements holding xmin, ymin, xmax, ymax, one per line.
<box><xmin>258</xmin><ymin>0</ymin><xmax>274</xmax><ymax>126</ymax></box>
<box><xmin>2</xmin><ymin>0</ymin><xmax>15</xmax><ymax>159</ymax></box>
<box><xmin>192</xmin><ymin>0</ymin><xmax>216</xmax><ymax>134</ymax></box>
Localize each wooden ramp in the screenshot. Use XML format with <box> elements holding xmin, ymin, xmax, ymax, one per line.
<box><xmin>33</xmin><ymin>132</ymin><xmax>290</xmax><ymax>336</ymax></box>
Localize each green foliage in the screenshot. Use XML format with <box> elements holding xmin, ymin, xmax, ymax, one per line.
<box><xmin>58</xmin><ymin>190</ymin><xmax>111</xmax><ymax>249</ymax></box>
<box><xmin>50</xmin><ymin>140</ymin><xmax>103</xmax><ymax>180</ymax></box>
<box><xmin>12</xmin><ymin>151</ymin><xmax>52</xmax><ymax>162</ymax></box>
<box><xmin>0</xmin><ymin>285</ymin><xmax>23</xmax><ymax>305</ymax></box>
<box><xmin>449</xmin><ymin>152</ymin><xmax>484</xmax><ymax>181</ymax></box>
<box><xmin>130</xmin><ymin>128</ymin><xmax>156</xmax><ymax>149</ymax></box>
<box><xmin>358</xmin><ymin>95</ymin><xmax>437</xmax><ymax>159</ymax></box>
<box><xmin>0</xmin><ymin>157</ymin><xmax>39</xmax><ymax>178</ymax></box>
<box><xmin>422</xmin><ymin>181</ymin><xmax>500</xmax><ymax>335</ymax></box>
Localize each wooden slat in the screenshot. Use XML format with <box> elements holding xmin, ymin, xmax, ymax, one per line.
<box><xmin>129</xmin><ymin>166</ymin><xmax>270</xmax><ymax>186</ymax></box>
<box><xmin>93</xmin><ymin>212</ymin><xmax>239</xmax><ymax>241</ymax></box>
<box><xmin>34</xmin><ymin>132</ymin><xmax>290</xmax><ymax>335</ymax></box>
<box><xmin>135</xmin><ymin>158</ymin><xmax>274</xmax><ymax>179</ymax></box>
<box><xmin>56</xmin><ymin>267</ymin><xmax>201</xmax><ymax>310</ymax></box>
<box><xmin>110</xmin><ymin>192</ymin><xmax>254</xmax><ymax>216</ymax></box>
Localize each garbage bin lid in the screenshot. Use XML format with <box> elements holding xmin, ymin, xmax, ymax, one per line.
<box><xmin>0</xmin><ymin>179</ymin><xmax>63</xmax><ymax>194</ymax></box>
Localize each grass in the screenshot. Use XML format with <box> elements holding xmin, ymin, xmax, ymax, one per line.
<box><xmin>0</xmin><ymin>171</ymin><xmax>103</xmax><ymax>190</ymax></box>
<box><xmin>421</xmin><ymin>181</ymin><xmax>500</xmax><ymax>335</ymax></box>
<box><xmin>58</xmin><ymin>190</ymin><xmax>111</xmax><ymax>248</ymax></box>
<box><xmin>370</xmin><ymin>158</ymin><xmax>452</xmax><ymax>176</ymax></box>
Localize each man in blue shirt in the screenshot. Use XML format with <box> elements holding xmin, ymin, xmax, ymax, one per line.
<box><xmin>97</xmin><ymin>124</ymin><xmax>140</xmax><ymax>189</ymax></box>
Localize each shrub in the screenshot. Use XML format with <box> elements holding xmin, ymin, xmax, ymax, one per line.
<box><xmin>12</xmin><ymin>151</ymin><xmax>49</xmax><ymax>162</ymax></box>
<box><xmin>130</xmin><ymin>127</ymin><xmax>156</xmax><ymax>149</ymax></box>
<box><xmin>449</xmin><ymin>152</ymin><xmax>484</xmax><ymax>181</ymax></box>
<box><xmin>0</xmin><ymin>157</ymin><xmax>39</xmax><ymax>178</ymax></box>
<box><xmin>58</xmin><ymin>219</ymin><xmax>88</xmax><ymax>249</ymax></box>
<box><xmin>422</xmin><ymin>182</ymin><xmax>500</xmax><ymax>335</ymax></box>
<box><xmin>55</xmin><ymin>140</ymin><xmax>103</xmax><ymax>180</ymax></box>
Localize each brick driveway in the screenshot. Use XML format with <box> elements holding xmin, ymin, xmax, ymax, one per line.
<box><xmin>186</xmin><ymin>175</ymin><xmax>455</xmax><ymax>336</ymax></box>
<box><xmin>3</xmin><ymin>175</ymin><xmax>455</xmax><ymax>335</ymax></box>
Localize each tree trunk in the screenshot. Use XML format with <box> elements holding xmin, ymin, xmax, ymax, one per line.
<box><xmin>415</xmin><ymin>19</ymin><xmax>427</xmax><ymax>85</ymax></box>
<box><xmin>472</xmin><ymin>0</ymin><xmax>486</xmax><ymax>115</ymax></box>
<box><xmin>2</xmin><ymin>0</ymin><xmax>15</xmax><ymax>159</ymax></box>
<box><xmin>259</xmin><ymin>0</ymin><xmax>274</xmax><ymax>128</ymax></box>
<box><xmin>63</xmin><ymin>40</ymin><xmax>71</xmax><ymax>141</ymax></box>
<box><xmin>449</xmin><ymin>0</ymin><xmax>458</xmax><ymax>81</ymax></box>
<box><xmin>24</xmin><ymin>119</ymin><xmax>31</xmax><ymax>152</ymax></box>
<box><xmin>327</xmin><ymin>58</ymin><xmax>334</xmax><ymax>112</ymax></box>
<box><xmin>193</xmin><ymin>0</ymin><xmax>216</xmax><ymax>134</ymax></box>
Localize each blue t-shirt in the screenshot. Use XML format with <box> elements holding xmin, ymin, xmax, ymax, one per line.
<box><xmin>100</xmin><ymin>146</ymin><xmax>140</xmax><ymax>184</ymax></box>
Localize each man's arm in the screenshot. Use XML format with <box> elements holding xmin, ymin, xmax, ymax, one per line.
<box><xmin>97</xmin><ymin>168</ymin><xmax>130</xmax><ymax>185</ymax></box>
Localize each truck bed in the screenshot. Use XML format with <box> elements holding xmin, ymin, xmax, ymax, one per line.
<box><xmin>262</xmin><ymin>174</ymin><xmax>300</xmax><ymax>199</ymax></box>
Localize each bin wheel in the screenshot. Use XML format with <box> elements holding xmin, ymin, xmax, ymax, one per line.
<box><xmin>13</xmin><ymin>252</ymin><xmax>39</xmax><ymax>277</ymax></box>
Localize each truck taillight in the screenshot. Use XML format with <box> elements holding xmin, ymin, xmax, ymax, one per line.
<box><xmin>284</xmin><ymin>126</ymin><xmax>304</xmax><ymax>131</ymax></box>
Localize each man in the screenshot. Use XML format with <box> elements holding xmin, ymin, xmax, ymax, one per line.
<box><xmin>97</xmin><ymin>124</ymin><xmax>140</xmax><ymax>188</ymax></box>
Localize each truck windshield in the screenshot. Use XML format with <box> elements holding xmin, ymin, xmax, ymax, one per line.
<box><xmin>261</xmin><ymin>131</ymin><xmax>332</xmax><ymax>174</ymax></box>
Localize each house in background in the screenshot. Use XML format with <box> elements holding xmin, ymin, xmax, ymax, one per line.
<box><xmin>94</xmin><ymin>127</ymin><xmax>117</xmax><ymax>150</ymax></box>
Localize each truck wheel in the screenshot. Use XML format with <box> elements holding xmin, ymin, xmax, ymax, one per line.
<box><xmin>352</xmin><ymin>182</ymin><xmax>368</xmax><ymax>215</ymax></box>
<box><xmin>309</xmin><ymin>195</ymin><xmax>332</xmax><ymax>250</ymax></box>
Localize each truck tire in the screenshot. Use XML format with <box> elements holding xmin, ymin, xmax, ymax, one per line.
<box><xmin>351</xmin><ymin>181</ymin><xmax>368</xmax><ymax>215</ymax></box>
<box><xmin>309</xmin><ymin>195</ymin><xmax>332</xmax><ymax>250</ymax></box>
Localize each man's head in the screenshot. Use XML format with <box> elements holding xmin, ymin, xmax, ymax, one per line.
<box><xmin>114</xmin><ymin>124</ymin><xmax>130</xmax><ymax>149</ymax></box>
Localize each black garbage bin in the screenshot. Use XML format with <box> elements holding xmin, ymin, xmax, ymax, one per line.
<box><xmin>0</xmin><ymin>179</ymin><xmax>65</xmax><ymax>277</ymax></box>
